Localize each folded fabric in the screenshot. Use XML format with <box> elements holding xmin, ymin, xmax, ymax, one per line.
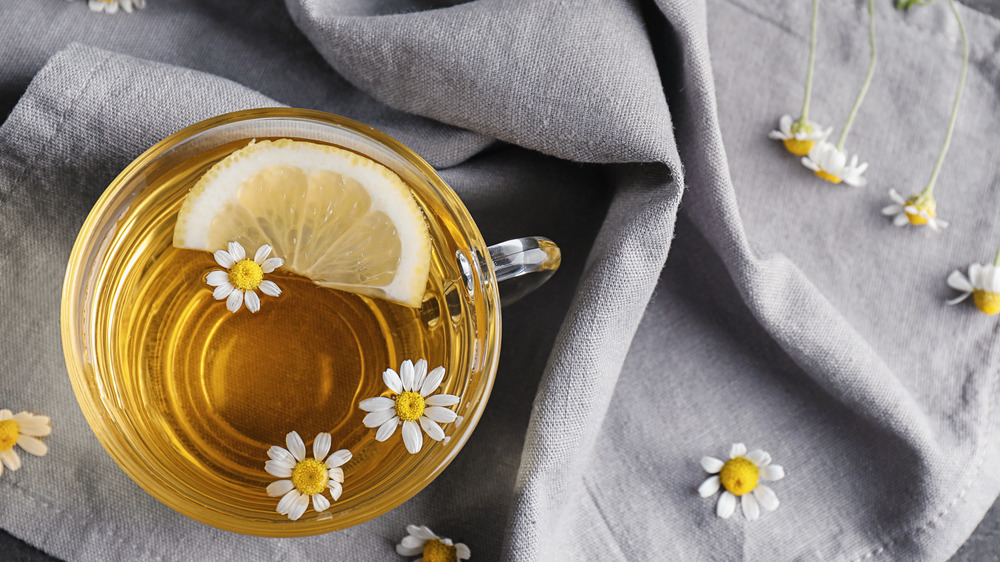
<box><xmin>1</xmin><ymin>0</ymin><xmax>999</xmax><ymax>560</ymax></box>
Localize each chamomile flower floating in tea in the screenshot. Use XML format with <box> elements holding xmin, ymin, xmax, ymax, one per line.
<box><xmin>396</xmin><ymin>525</ymin><xmax>471</xmax><ymax>561</ymax></box>
<box><xmin>265</xmin><ymin>431</ymin><xmax>351</xmax><ymax>521</ymax></box>
<box><xmin>769</xmin><ymin>0</ymin><xmax>831</xmax><ymax>157</ymax></box>
<box><xmin>947</xmin><ymin>250</ymin><xmax>1000</xmax><ymax>315</ymax></box>
<box><xmin>360</xmin><ymin>359</ymin><xmax>459</xmax><ymax>454</ymax></box>
<box><xmin>173</xmin><ymin>139</ymin><xmax>431</xmax><ymax>307</ymax></box>
<box><xmin>88</xmin><ymin>0</ymin><xmax>146</xmax><ymax>14</ymax></box>
<box><xmin>881</xmin><ymin>189</ymin><xmax>948</xmax><ymax>233</ymax></box>
<box><xmin>698</xmin><ymin>443</ymin><xmax>784</xmax><ymax>521</ymax></box>
<box><xmin>0</xmin><ymin>409</ymin><xmax>51</xmax><ymax>477</ymax></box>
<box><xmin>207</xmin><ymin>242</ymin><xmax>283</xmax><ymax>313</ymax></box>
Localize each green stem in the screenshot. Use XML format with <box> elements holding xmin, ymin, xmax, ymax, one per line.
<box><xmin>800</xmin><ymin>0</ymin><xmax>820</xmax><ymax>122</ymax></box>
<box><xmin>921</xmin><ymin>0</ymin><xmax>968</xmax><ymax>197</ymax></box>
<box><xmin>836</xmin><ymin>0</ymin><xmax>877</xmax><ymax>151</ymax></box>
<box><xmin>994</xmin><ymin>244</ymin><xmax>1000</xmax><ymax>267</ymax></box>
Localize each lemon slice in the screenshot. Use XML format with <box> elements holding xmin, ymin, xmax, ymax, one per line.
<box><xmin>173</xmin><ymin>139</ymin><xmax>431</xmax><ymax>307</ymax></box>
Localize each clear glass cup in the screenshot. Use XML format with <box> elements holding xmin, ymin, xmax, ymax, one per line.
<box><xmin>60</xmin><ymin>108</ymin><xmax>559</xmax><ymax>536</ymax></box>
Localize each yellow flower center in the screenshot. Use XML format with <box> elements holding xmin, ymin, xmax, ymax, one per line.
<box><xmin>973</xmin><ymin>290</ymin><xmax>1000</xmax><ymax>316</ymax></box>
<box><xmin>291</xmin><ymin>458</ymin><xmax>329</xmax><ymax>496</ymax></box>
<box><xmin>0</xmin><ymin>420</ymin><xmax>17</xmax><ymax>452</ymax></box>
<box><xmin>422</xmin><ymin>539</ymin><xmax>457</xmax><ymax>562</ymax></box>
<box><xmin>814</xmin><ymin>169</ymin><xmax>842</xmax><ymax>184</ymax></box>
<box><xmin>395</xmin><ymin>391</ymin><xmax>426</xmax><ymax>422</ymax></box>
<box><xmin>783</xmin><ymin>138</ymin><xmax>815</xmax><ymax>157</ymax></box>
<box><xmin>719</xmin><ymin>457</ymin><xmax>759</xmax><ymax>496</ymax></box>
<box><xmin>229</xmin><ymin>259</ymin><xmax>263</xmax><ymax>291</ymax></box>
<box><xmin>903</xmin><ymin>199</ymin><xmax>935</xmax><ymax>226</ymax></box>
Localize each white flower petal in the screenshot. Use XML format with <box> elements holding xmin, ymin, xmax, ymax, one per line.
<box><xmin>312</xmin><ymin>493</ymin><xmax>331</xmax><ymax>513</ymax></box>
<box><xmin>313</xmin><ymin>432</ymin><xmax>332</xmax><ymax>461</ymax></box>
<box><xmin>745</xmin><ymin>449</ymin><xmax>771</xmax><ymax>467</ymax></box>
<box><xmin>325</xmin><ymin>449</ymin><xmax>352</xmax><ymax>468</ymax></box>
<box><xmin>328</xmin><ymin>481</ymin><xmax>343</xmax><ymax>501</ymax></box>
<box><xmin>768</xmin><ymin>129</ymin><xmax>787</xmax><ymax>140</ymax></box>
<box><xmin>420</xmin><ymin>367</ymin><xmax>446</xmax><ymax>397</ymax></box>
<box><xmin>288</xmin><ymin>494</ymin><xmax>309</xmax><ymax>521</ymax></box>
<box><xmin>933</xmin><ymin>218</ymin><xmax>949</xmax><ymax>231</ymax></box>
<box><xmin>888</xmin><ymin>189</ymin><xmax>906</xmax><ymax>205</ymax></box>
<box><xmin>700</xmin><ymin>456</ymin><xmax>724</xmax><ymax>474</ymax></box>
<box><xmin>245</xmin><ymin>290</ymin><xmax>261</xmax><ymax>313</ymax></box>
<box><xmin>375</xmin><ymin>417</ymin><xmax>399</xmax><ymax>441</ymax></box>
<box><xmin>947</xmin><ymin>292</ymin><xmax>972</xmax><ymax>306</ymax></box>
<box><xmin>16</xmin><ymin>435</ymin><xmax>46</xmax><ymax>456</ymax></box>
<box><xmin>226</xmin><ymin>289</ymin><xmax>244</xmax><ymax>312</ymax></box>
<box><xmin>0</xmin><ymin>410</ymin><xmax>11</xmax><ymax>420</ymax></box>
<box><xmin>411</xmin><ymin>359</ymin><xmax>429</xmax><ymax>391</ymax></box>
<box><xmin>419</xmin><ymin>416</ymin><xmax>445</xmax><ymax>441</ymax></box>
<box><xmin>396</xmin><ymin>544</ymin><xmax>424</xmax><ymax>557</ymax></box>
<box><xmin>423</xmin><ymin>406</ymin><xmax>457</xmax><ymax>424</ymax></box>
<box><xmin>779</xmin><ymin>114</ymin><xmax>793</xmax><ymax>135</ymax></box>
<box><xmin>266</xmin><ymin>479</ymin><xmax>294</xmax><ymax>497</ymax></box>
<box><xmin>267</xmin><ymin>445</ymin><xmax>295</xmax><ymax>463</ymax></box>
<box><xmin>948</xmin><ymin>270</ymin><xmax>974</xmax><ymax>293</ymax></box>
<box><xmin>729</xmin><ymin>443</ymin><xmax>746</xmax><ymax>459</ymax></box>
<box><xmin>383</xmin><ymin>369</ymin><xmax>403</xmax><ymax>394</ymax></box>
<box><xmin>760</xmin><ymin>464</ymin><xmax>785</xmax><ymax>481</ymax></box>
<box><xmin>364</xmin><ymin>408</ymin><xmax>396</xmax><ymax>428</ymax></box>
<box><xmin>400</xmin><ymin>360</ymin><xmax>415</xmax><ymax>391</ymax></box>
<box><xmin>698</xmin><ymin>475</ymin><xmax>721</xmax><ymax>497</ymax></box>
<box><xmin>408</xmin><ymin>525</ymin><xmax>438</xmax><ymax>540</ymax></box>
<box><xmin>261</xmin><ymin>257</ymin><xmax>283</xmax><ymax>274</ymax></box>
<box><xmin>801</xmin><ymin>157</ymin><xmax>820</xmax><ymax>172</ymax></box>
<box><xmin>228</xmin><ymin>241</ymin><xmax>246</xmax><ymax>261</ymax></box>
<box><xmin>259</xmin><ymin>279</ymin><xmax>281</xmax><ymax>297</ymax></box>
<box><xmin>214</xmin><ymin>249</ymin><xmax>236</xmax><ymax>269</ymax></box>
<box><xmin>717</xmin><ymin>491</ymin><xmax>737</xmax><ymax>518</ymax></box>
<box><xmin>893</xmin><ymin>213</ymin><xmax>911</xmax><ymax>227</ymax></box>
<box><xmin>254</xmin><ymin>244</ymin><xmax>273</xmax><ymax>264</ymax></box>
<box><xmin>881</xmin><ymin>204</ymin><xmax>903</xmax><ymax>216</ymax></box>
<box><xmin>328</xmin><ymin>467</ymin><xmax>344</xmax><ymax>483</ymax></box>
<box><xmin>16</xmin><ymin>420</ymin><xmax>51</xmax><ymax>437</ymax></box>
<box><xmin>456</xmin><ymin>543</ymin><xmax>471</xmax><ymax>560</ymax></box>
<box><xmin>286</xmin><ymin>431</ymin><xmax>306</xmax><ymax>462</ymax></box>
<box><xmin>742</xmin><ymin>492</ymin><xmax>760</xmax><ymax>521</ymax></box>
<box><xmin>265</xmin><ymin>460</ymin><xmax>293</xmax><ymax>478</ymax></box>
<box><xmin>359</xmin><ymin>396</ymin><xmax>394</xmax><ymax>412</ymax></box>
<box><xmin>276</xmin><ymin>489</ymin><xmax>300</xmax><ymax>515</ymax></box>
<box><xmin>401</xmin><ymin>535</ymin><xmax>425</xmax><ymax>549</ymax></box>
<box><xmin>425</xmin><ymin>394</ymin><xmax>460</xmax><ymax>407</ymax></box>
<box><xmin>206</xmin><ymin>270</ymin><xmax>229</xmax><ymax>286</ymax></box>
<box><xmin>402</xmin><ymin>420</ymin><xmax>423</xmax><ymax>454</ymax></box>
<box><xmin>754</xmin><ymin>485</ymin><xmax>780</xmax><ymax>511</ymax></box>
<box><xmin>213</xmin><ymin>283</ymin><xmax>235</xmax><ymax>300</ymax></box>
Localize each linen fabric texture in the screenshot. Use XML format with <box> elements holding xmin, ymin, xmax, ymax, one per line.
<box><xmin>1</xmin><ymin>0</ymin><xmax>999</xmax><ymax>560</ymax></box>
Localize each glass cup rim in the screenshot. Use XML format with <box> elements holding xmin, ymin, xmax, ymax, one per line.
<box><xmin>60</xmin><ymin>107</ymin><xmax>502</xmax><ymax>536</ymax></box>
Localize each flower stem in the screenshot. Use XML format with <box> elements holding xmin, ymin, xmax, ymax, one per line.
<box><xmin>921</xmin><ymin>0</ymin><xmax>967</xmax><ymax>197</ymax></box>
<box><xmin>836</xmin><ymin>0</ymin><xmax>877</xmax><ymax>151</ymax></box>
<box><xmin>800</xmin><ymin>0</ymin><xmax>820</xmax><ymax>122</ymax></box>
<box><xmin>994</xmin><ymin>244</ymin><xmax>1000</xmax><ymax>267</ymax></box>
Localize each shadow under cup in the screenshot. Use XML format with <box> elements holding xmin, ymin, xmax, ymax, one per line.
<box><xmin>61</xmin><ymin>109</ymin><xmax>501</xmax><ymax>536</ymax></box>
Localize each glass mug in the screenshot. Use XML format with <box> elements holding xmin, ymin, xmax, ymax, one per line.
<box><xmin>60</xmin><ymin>108</ymin><xmax>560</xmax><ymax>536</ymax></box>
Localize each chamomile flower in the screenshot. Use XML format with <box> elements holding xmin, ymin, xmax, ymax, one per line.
<box><xmin>88</xmin><ymin>0</ymin><xmax>146</xmax><ymax>13</ymax></box>
<box><xmin>0</xmin><ymin>409</ymin><xmax>51</xmax><ymax>477</ymax></box>
<box><xmin>947</xmin><ymin>263</ymin><xmax>1000</xmax><ymax>315</ymax></box>
<box><xmin>769</xmin><ymin>115</ymin><xmax>832</xmax><ymax>157</ymax></box>
<box><xmin>207</xmin><ymin>241</ymin><xmax>283</xmax><ymax>313</ymax></box>
<box><xmin>265</xmin><ymin>431</ymin><xmax>351</xmax><ymax>521</ymax></box>
<box><xmin>881</xmin><ymin>189</ymin><xmax>948</xmax><ymax>233</ymax></box>
<box><xmin>396</xmin><ymin>525</ymin><xmax>471</xmax><ymax>561</ymax></box>
<box><xmin>801</xmin><ymin>141</ymin><xmax>868</xmax><ymax>186</ymax></box>
<box><xmin>698</xmin><ymin>443</ymin><xmax>784</xmax><ymax>521</ymax></box>
<box><xmin>359</xmin><ymin>359</ymin><xmax>459</xmax><ymax>454</ymax></box>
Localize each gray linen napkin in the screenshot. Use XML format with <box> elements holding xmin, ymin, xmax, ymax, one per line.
<box><xmin>1</xmin><ymin>0</ymin><xmax>1000</xmax><ymax>560</ymax></box>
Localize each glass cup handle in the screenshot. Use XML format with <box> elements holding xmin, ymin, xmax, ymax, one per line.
<box><xmin>486</xmin><ymin>237</ymin><xmax>561</xmax><ymax>305</ymax></box>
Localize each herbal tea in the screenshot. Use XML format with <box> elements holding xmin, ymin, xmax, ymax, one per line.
<box><xmin>88</xmin><ymin>137</ymin><xmax>485</xmax><ymax>524</ymax></box>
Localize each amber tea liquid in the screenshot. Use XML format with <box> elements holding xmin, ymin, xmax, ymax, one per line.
<box><xmin>89</xmin><ymin>138</ymin><xmax>482</xmax><ymax>521</ymax></box>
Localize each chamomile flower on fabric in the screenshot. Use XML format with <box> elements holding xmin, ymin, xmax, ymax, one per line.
<box><xmin>265</xmin><ymin>431</ymin><xmax>351</xmax><ymax>521</ymax></box>
<box><xmin>396</xmin><ymin>525</ymin><xmax>471</xmax><ymax>561</ymax></box>
<box><xmin>801</xmin><ymin>141</ymin><xmax>868</xmax><ymax>187</ymax></box>
<box><xmin>881</xmin><ymin>189</ymin><xmax>948</xmax><ymax>233</ymax></box>
<box><xmin>359</xmin><ymin>359</ymin><xmax>459</xmax><ymax>455</ymax></box>
<box><xmin>207</xmin><ymin>241</ymin><xmax>283</xmax><ymax>313</ymax></box>
<box><xmin>947</xmin><ymin>263</ymin><xmax>1000</xmax><ymax>315</ymax></box>
<box><xmin>0</xmin><ymin>409</ymin><xmax>51</xmax><ymax>477</ymax></box>
<box><xmin>88</xmin><ymin>0</ymin><xmax>146</xmax><ymax>14</ymax></box>
<box><xmin>698</xmin><ymin>443</ymin><xmax>784</xmax><ymax>521</ymax></box>
<box><xmin>769</xmin><ymin>115</ymin><xmax>832</xmax><ymax>157</ymax></box>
